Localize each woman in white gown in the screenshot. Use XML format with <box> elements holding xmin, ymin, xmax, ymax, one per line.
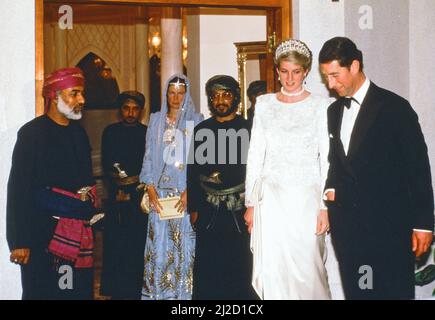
<box><xmin>244</xmin><ymin>39</ymin><xmax>331</xmax><ymax>300</ymax></box>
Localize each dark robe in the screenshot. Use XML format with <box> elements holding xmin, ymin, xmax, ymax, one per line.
<box><xmin>187</xmin><ymin>115</ymin><xmax>257</xmax><ymax>300</ymax></box>
<box><xmin>246</xmin><ymin>106</ymin><xmax>255</xmax><ymax>130</ymax></box>
<box><xmin>7</xmin><ymin>115</ymin><xmax>95</xmax><ymax>300</ymax></box>
<box><xmin>100</xmin><ymin>121</ymin><xmax>148</xmax><ymax>299</ymax></box>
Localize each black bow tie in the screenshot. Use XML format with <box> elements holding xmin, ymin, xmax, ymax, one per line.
<box><xmin>342</xmin><ymin>97</ymin><xmax>358</xmax><ymax>109</ymax></box>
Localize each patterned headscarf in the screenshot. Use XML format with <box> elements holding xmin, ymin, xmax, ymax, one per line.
<box><xmin>153</xmin><ymin>74</ymin><xmax>200</xmax><ymax>191</ymax></box>
<box><xmin>43</xmin><ymin>67</ymin><xmax>85</xmax><ymax>113</ymax></box>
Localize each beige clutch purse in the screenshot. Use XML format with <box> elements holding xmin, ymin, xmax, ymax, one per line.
<box><xmin>140</xmin><ymin>192</ymin><xmax>151</xmax><ymax>214</ymax></box>
<box><xmin>158</xmin><ymin>196</ymin><xmax>183</xmax><ymax>220</ymax></box>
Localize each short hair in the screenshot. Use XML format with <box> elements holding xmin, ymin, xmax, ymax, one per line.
<box><xmin>247</xmin><ymin>80</ymin><xmax>267</xmax><ymax>99</ymax></box>
<box><xmin>319</xmin><ymin>37</ymin><xmax>364</xmax><ymax>70</ymax></box>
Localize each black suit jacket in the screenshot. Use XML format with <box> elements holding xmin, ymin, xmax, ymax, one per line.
<box><xmin>326</xmin><ymin>82</ymin><xmax>434</xmax><ymax>258</ymax></box>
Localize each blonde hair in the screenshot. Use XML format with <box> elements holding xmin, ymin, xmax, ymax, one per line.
<box><xmin>275</xmin><ymin>50</ymin><xmax>312</xmax><ymax>72</ymax></box>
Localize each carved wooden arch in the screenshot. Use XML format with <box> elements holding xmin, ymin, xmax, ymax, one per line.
<box><xmin>36</xmin><ymin>0</ymin><xmax>292</xmax><ymax>115</ymax></box>
<box><xmin>69</xmin><ymin>46</ymin><xmax>121</xmax><ymax>84</ymax></box>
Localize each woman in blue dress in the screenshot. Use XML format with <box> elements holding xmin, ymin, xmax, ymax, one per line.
<box><xmin>140</xmin><ymin>74</ymin><xmax>203</xmax><ymax>300</ymax></box>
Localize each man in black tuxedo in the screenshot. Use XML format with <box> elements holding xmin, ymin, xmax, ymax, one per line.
<box><xmin>319</xmin><ymin>37</ymin><xmax>434</xmax><ymax>299</ymax></box>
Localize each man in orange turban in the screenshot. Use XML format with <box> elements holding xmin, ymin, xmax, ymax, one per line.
<box><xmin>7</xmin><ymin>67</ymin><xmax>97</xmax><ymax>299</ymax></box>
<box><xmin>42</xmin><ymin>67</ymin><xmax>85</xmax><ymax>118</ymax></box>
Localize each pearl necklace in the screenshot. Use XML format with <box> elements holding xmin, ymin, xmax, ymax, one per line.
<box><xmin>280</xmin><ymin>86</ymin><xmax>305</xmax><ymax>97</ymax></box>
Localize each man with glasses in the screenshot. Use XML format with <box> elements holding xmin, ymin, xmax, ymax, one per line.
<box><xmin>187</xmin><ymin>75</ymin><xmax>257</xmax><ymax>299</ymax></box>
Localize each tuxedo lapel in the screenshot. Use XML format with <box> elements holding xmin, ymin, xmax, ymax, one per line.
<box><xmin>347</xmin><ymin>83</ymin><xmax>382</xmax><ymax>159</ymax></box>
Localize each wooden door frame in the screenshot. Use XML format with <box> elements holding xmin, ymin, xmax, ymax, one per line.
<box><xmin>35</xmin><ymin>0</ymin><xmax>291</xmax><ymax>115</ymax></box>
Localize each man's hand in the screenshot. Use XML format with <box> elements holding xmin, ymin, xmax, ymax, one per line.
<box><xmin>147</xmin><ymin>185</ymin><xmax>163</xmax><ymax>213</ymax></box>
<box><xmin>412</xmin><ymin>231</ymin><xmax>433</xmax><ymax>257</ymax></box>
<box><xmin>244</xmin><ymin>207</ymin><xmax>254</xmax><ymax>234</ymax></box>
<box><xmin>190</xmin><ymin>211</ymin><xmax>198</xmax><ymax>229</ymax></box>
<box><xmin>175</xmin><ymin>191</ymin><xmax>187</xmax><ymax>213</ymax></box>
<box><xmin>316</xmin><ymin>209</ymin><xmax>330</xmax><ymax>235</ymax></box>
<box><xmin>10</xmin><ymin>248</ymin><xmax>30</xmax><ymax>265</ymax></box>
<box><xmin>325</xmin><ymin>190</ymin><xmax>335</xmax><ymax>201</ymax></box>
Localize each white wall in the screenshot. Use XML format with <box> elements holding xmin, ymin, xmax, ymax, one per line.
<box><xmin>409</xmin><ymin>0</ymin><xmax>435</xmax><ymax>299</ymax></box>
<box><xmin>409</xmin><ymin>0</ymin><xmax>435</xmax><ymax>182</ymax></box>
<box><xmin>0</xmin><ymin>0</ymin><xmax>36</xmax><ymax>300</ymax></box>
<box><xmin>294</xmin><ymin>0</ymin><xmax>345</xmax><ymax>97</ymax></box>
<box><xmin>344</xmin><ymin>0</ymin><xmax>410</xmax><ymax>98</ymax></box>
<box><xmin>187</xmin><ymin>11</ymin><xmax>266</xmax><ymax>117</ymax></box>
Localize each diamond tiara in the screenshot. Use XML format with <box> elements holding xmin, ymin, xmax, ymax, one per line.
<box><xmin>275</xmin><ymin>39</ymin><xmax>311</xmax><ymax>61</ymax></box>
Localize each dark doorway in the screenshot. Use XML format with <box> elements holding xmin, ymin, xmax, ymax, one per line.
<box><xmin>76</xmin><ymin>52</ymin><xmax>120</xmax><ymax>110</ymax></box>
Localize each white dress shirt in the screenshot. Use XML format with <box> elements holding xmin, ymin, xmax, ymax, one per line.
<box><xmin>340</xmin><ymin>78</ymin><xmax>370</xmax><ymax>154</ymax></box>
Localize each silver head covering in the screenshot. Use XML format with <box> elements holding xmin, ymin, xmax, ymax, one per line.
<box><xmin>154</xmin><ymin>74</ymin><xmax>198</xmax><ymax>191</ymax></box>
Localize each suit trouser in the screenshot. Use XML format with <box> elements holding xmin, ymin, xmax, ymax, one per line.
<box><xmin>336</xmin><ymin>248</ymin><xmax>415</xmax><ymax>300</ymax></box>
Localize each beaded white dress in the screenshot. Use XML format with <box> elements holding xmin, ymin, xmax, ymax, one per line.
<box><xmin>245</xmin><ymin>93</ymin><xmax>332</xmax><ymax>300</ymax></box>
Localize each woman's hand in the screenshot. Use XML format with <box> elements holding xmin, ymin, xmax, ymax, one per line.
<box><xmin>244</xmin><ymin>206</ymin><xmax>254</xmax><ymax>234</ymax></box>
<box><xmin>175</xmin><ymin>190</ymin><xmax>187</xmax><ymax>213</ymax></box>
<box><xmin>316</xmin><ymin>209</ymin><xmax>330</xmax><ymax>235</ymax></box>
<box><xmin>147</xmin><ymin>185</ymin><xmax>163</xmax><ymax>213</ymax></box>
